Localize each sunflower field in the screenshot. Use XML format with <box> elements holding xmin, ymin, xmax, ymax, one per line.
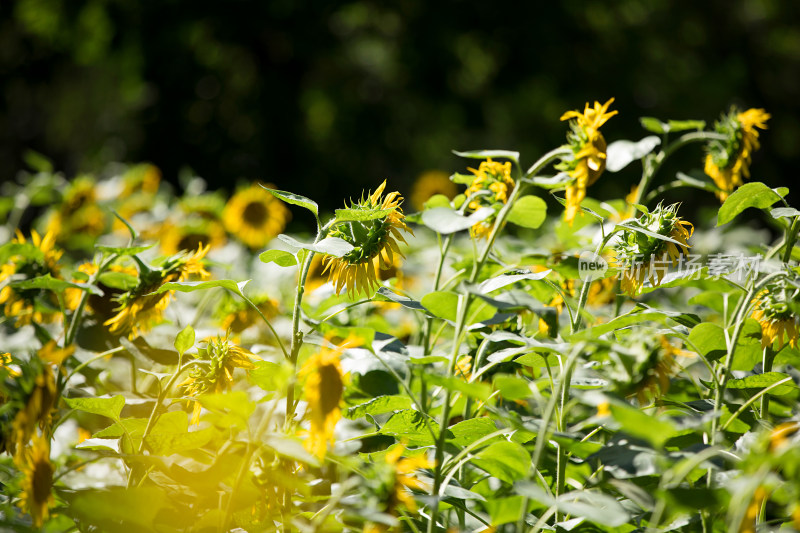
<box><xmin>2</xmin><ymin>99</ymin><xmax>800</xmax><ymax>533</ymax></box>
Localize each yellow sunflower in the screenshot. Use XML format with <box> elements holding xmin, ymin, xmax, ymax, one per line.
<box><xmin>11</xmin><ymin>364</ymin><xmax>56</xmax><ymax>454</ymax></box>
<box><xmin>409</xmin><ymin>170</ymin><xmax>458</xmax><ymax>211</ymax></box>
<box><xmin>557</xmin><ymin>98</ymin><xmax>617</xmax><ymax>225</ymax></box>
<box><xmin>0</xmin><ymin>230</ymin><xmax>63</xmax><ymax>326</ymax></box>
<box><xmin>45</xmin><ymin>175</ymin><xmax>107</xmax><ymax>248</ymax></box>
<box><xmin>159</xmin><ymin>219</ymin><xmax>227</xmax><ymax>255</ymax></box>
<box><xmin>104</xmin><ymin>245</ymin><xmax>211</xmax><ymax>338</ymax></box>
<box><xmin>322</xmin><ymin>181</ymin><xmax>412</xmax><ymax>298</ymax></box>
<box><xmin>463</xmin><ymin>159</ymin><xmax>515</xmax><ymax>239</ymax></box>
<box><xmin>217</xmin><ymin>294</ymin><xmax>279</xmax><ymax>334</ymax></box>
<box><xmin>705</xmin><ymin>107</ymin><xmax>770</xmax><ymax>201</ymax></box>
<box><xmin>615</xmin><ymin>203</ymin><xmax>693</xmax><ymax>297</ymax></box>
<box><xmin>299</xmin><ymin>339</ymin><xmax>357</xmax><ymax>458</ymax></box>
<box><xmin>121</xmin><ymin>163</ymin><xmax>161</xmax><ymax>198</ymax></box>
<box><xmin>223</xmin><ymin>184</ymin><xmax>291</xmax><ymax>249</ymax></box>
<box><xmin>383</xmin><ymin>444</ymin><xmax>435</xmax><ymax>513</ymax></box>
<box><xmin>181</xmin><ymin>333</ymin><xmax>257</xmax><ymax>424</ymax></box>
<box><xmin>17</xmin><ymin>434</ymin><xmax>54</xmax><ymax>528</ymax></box>
<box><xmin>751</xmin><ymin>287</ymin><xmax>798</xmax><ymax>350</ymax></box>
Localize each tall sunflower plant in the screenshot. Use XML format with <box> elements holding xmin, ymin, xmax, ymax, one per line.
<box><xmin>1</xmin><ymin>101</ymin><xmax>800</xmax><ymax>532</ymax></box>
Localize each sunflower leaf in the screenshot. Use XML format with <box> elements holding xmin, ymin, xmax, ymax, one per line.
<box><xmin>261</xmin><ymin>186</ymin><xmax>319</xmax><ymax>219</ymax></box>
<box><xmin>277</xmin><ymin>234</ymin><xmax>354</xmax><ymax>257</ymax></box>
<box><xmin>506</xmin><ymin>195</ymin><xmax>547</xmax><ymax>229</ymax></box>
<box><xmin>452</xmin><ymin>149</ymin><xmax>520</xmax><ymax>165</ymax></box>
<box><xmin>717</xmin><ymin>182</ymin><xmax>782</xmax><ymax>226</ymax></box>
<box><xmin>65</xmin><ymin>395</ymin><xmax>125</xmax><ymax>422</ymax></box>
<box><xmin>606</xmin><ymin>136</ymin><xmax>661</xmax><ymax>173</ymax></box>
<box><xmin>152</xmin><ymin>279</ymin><xmax>250</xmax><ymax>297</ymax></box>
<box><xmin>259</xmin><ymin>249</ymin><xmax>298</xmax><ymax>267</ymax></box>
<box><xmin>11</xmin><ymin>274</ymin><xmax>103</xmax><ymax>296</ymax></box>
<box><xmin>421</xmin><ymin>206</ymin><xmax>494</xmax><ymax>234</ymax></box>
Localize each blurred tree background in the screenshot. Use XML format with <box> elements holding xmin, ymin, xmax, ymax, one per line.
<box><xmin>1</xmin><ymin>0</ymin><xmax>799</xmax><ymax>213</ymax></box>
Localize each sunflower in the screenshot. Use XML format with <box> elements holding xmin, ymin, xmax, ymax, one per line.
<box><xmin>45</xmin><ymin>175</ymin><xmax>107</xmax><ymax>249</ymax></box>
<box><xmin>615</xmin><ymin>203</ymin><xmax>693</xmax><ymax>296</ymax></box>
<box><xmin>17</xmin><ymin>434</ymin><xmax>54</xmax><ymax>528</ymax></box>
<box><xmin>181</xmin><ymin>333</ymin><xmax>257</xmax><ymax>424</ymax></box>
<box><xmin>704</xmin><ymin>107</ymin><xmax>770</xmax><ymax>201</ymax></box>
<box><xmin>217</xmin><ymin>294</ymin><xmax>279</xmax><ymax>334</ymax></box>
<box><xmin>322</xmin><ymin>181</ymin><xmax>412</xmax><ymax>298</ymax></box>
<box><xmin>11</xmin><ymin>364</ymin><xmax>56</xmax><ymax>454</ymax></box>
<box><xmin>409</xmin><ymin>170</ymin><xmax>458</xmax><ymax>211</ymax></box>
<box><xmin>223</xmin><ymin>184</ymin><xmax>291</xmax><ymax>249</ymax></box>
<box><xmin>556</xmin><ymin>98</ymin><xmax>617</xmax><ymax>225</ymax></box>
<box><xmin>0</xmin><ymin>230</ymin><xmax>63</xmax><ymax>326</ymax></box>
<box><xmin>751</xmin><ymin>286</ymin><xmax>798</xmax><ymax>350</ymax></box>
<box><xmin>383</xmin><ymin>444</ymin><xmax>435</xmax><ymax>513</ymax></box>
<box><xmin>462</xmin><ymin>158</ymin><xmax>515</xmax><ymax>239</ymax></box>
<box><xmin>121</xmin><ymin>163</ymin><xmax>161</xmax><ymax>198</ymax></box>
<box><xmin>104</xmin><ymin>245</ymin><xmax>211</xmax><ymax>338</ymax></box>
<box><xmin>159</xmin><ymin>219</ymin><xmax>227</xmax><ymax>255</ymax></box>
<box><xmin>299</xmin><ymin>339</ymin><xmax>357</xmax><ymax>458</ymax></box>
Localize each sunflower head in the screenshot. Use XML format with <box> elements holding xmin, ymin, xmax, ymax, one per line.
<box><xmin>104</xmin><ymin>245</ymin><xmax>211</xmax><ymax>338</ymax></box>
<box><xmin>323</xmin><ymin>181</ymin><xmax>412</xmax><ymax>298</ymax></box>
<box><xmin>382</xmin><ymin>444</ymin><xmax>435</xmax><ymax>513</ymax></box>
<box><xmin>410</xmin><ymin>170</ymin><xmax>458</xmax><ymax>211</ymax></box>
<box><xmin>614</xmin><ymin>203</ymin><xmax>693</xmax><ymax>296</ymax></box>
<box><xmin>0</xmin><ymin>230</ymin><xmax>64</xmax><ymax>326</ymax></box>
<box><xmin>17</xmin><ymin>433</ymin><xmax>54</xmax><ymax>527</ymax></box>
<box><xmin>224</xmin><ymin>184</ymin><xmax>291</xmax><ymax>250</ymax></box>
<box><xmin>182</xmin><ymin>333</ymin><xmax>257</xmax><ymax>424</ymax></box>
<box><xmin>299</xmin><ymin>337</ymin><xmax>361</xmax><ymax>458</ymax></box>
<box><xmin>45</xmin><ymin>175</ymin><xmax>107</xmax><ymax>249</ymax></box>
<box><xmin>556</xmin><ymin>98</ymin><xmax>617</xmax><ymax>225</ymax></box>
<box><xmin>216</xmin><ymin>293</ymin><xmax>279</xmax><ymax>334</ymax></box>
<box><xmin>159</xmin><ymin>219</ymin><xmax>227</xmax><ymax>255</ymax></box>
<box><xmin>462</xmin><ymin>158</ymin><xmax>515</xmax><ymax>239</ymax></box>
<box><xmin>704</xmin><ymin>107</ymin><xmax>770</xmax><ymax>201</ymax></box>
<box><xmin>751</xmin><ymin>284</ymin><xmax>798</xmax><ymax>350</ymax></box>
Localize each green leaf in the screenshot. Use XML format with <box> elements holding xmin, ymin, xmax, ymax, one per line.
<box><xmin>448</xmin><ymin>417</ymin><xmax>500</xmax><ymax>447</ymax></box>
<box><xmin>471</xmin><ymin>440</ymin><xmax>530</xmax><ymax>484</ymax></box>
<box><xmin>67</xmin><ymin>486</ymin><xmax>168</xmax><ymax>531</ymax></box>
<box><xmin>727</xmin><ymin>372</ymin><xmax>794</xmax><ymax>395</ymax></box>
<box><xmin>771</xmin><ymin>207</ymin><xmax>800</xmax><ymax>219</ymax></box>
<box><xmin>199</xmin><ymin>391</ymin><xmax>256</xmax><ymax>426</ymax></box>
<box><xmin>174</xmin><ymin>325</ymin><xmax>195</xmax><ymax>356</ymax></box>
<box><xmin>639</xmin><ymin>117</ymin><xmax>667</xmax><ymax>134</ymax></box>
<box><xmin>452</xmin><ymin>149</ymin><xmax>519</xmax><ymax>165</ymax></box>
<box><xmin>374</xmin><ymin>287</ymin><xmax>427</xmax><ymax>312</ymax></box>
<box><xmin>426</xmin><ymin>374</ymin><xmax>492</xmax><ymax>401</ymax></box>
<box><xmin>605</xmin><ymin>136</ymin><xmax>661</xmax><ymax>173</ymax></box>
<box><xmin>478</xmin><ymin>269</ymin><xmax>550</xmax><ymax>294</ymax></box>
<box><xmin>610</xmin><ymin>403</ymin><xmax>677</xmax><ymax>448</ymax></box>
<box><xmin>23</xmin><ymin>149</ymin><xmax>54</xmax><ymax>173</ymax></box>
<box><xmin>688</xmin><ymin>323</ymin><xmax>727</xmax><ymax>362</ymax></box>
<box><xmin>264</xmin><ymin>435</ymin><xmax>319</xmax><ymax>466</ymax></box>
<box><xmin>153</xmin><ymin>279</ymin><xmax>250</xmax><ymax>296</ymax></box>
<box><xmin>485</xmin><ymin>495</ymin><xmax>526</xmax><ymax>526</ymax></box>
<box><xmin>420</xmin><ymin>206</ymin><xmax>494</xmax><ymax>234</ymax></box>
<box><xmin>11</xmin><ymin>274</ymin><xmax>103</xmax><ymax>296</ymax></box>
<box><xmin>506</xmin><ymin>195</ymin><xmax>547</xmax><ymax>229</ymax></box>
<box><xmin>421</xmin><ymin>290</ymin><xmax>496</xmax><ymax>324</ymax></box>
<box><xmin>667</xmin><ymin>119</ymin><xmax>706</xmax><ymax>132</ymax></box>
<box><xmin>345</xmin><ymin>395</ymin><xmax>413</xmax><ymax>420</ymax></box>
<box><xmin>516</xmin><ymin>483</ymin><xmax>630</xmax><ymax>527</ymax></box>
<box><xmin>248</xmin><ymin>360</ymin><xmax>293</xmax><ymax>392</ymax></box>
<box><xmin>493</xmin><ymin>374</ymin><xmax>531</xmax><ymax>401</ymax></box>
<box><xmin>65</xmin><ymin>395</ymin><xmax>125</xmax><ymax>422</ymax></box>
<box><xmin>97</xmin><ymin>270</ymin><xmax>138</xmax><ymax>290</ymax></box>
<box><xmin>424</xmin><ymin>194</ymin><xmax>452</xmax><ymax>210</ymax></box>
<box><xmin>334</xmin><ymin>207</ymin><xmax>393</xmax><ymax>222</ymax></box>
<box><xmin>717</xmin><ymin>182</ymin><xmax>782</xmax><ymax>226</ymax></box>
<box><xmin>277</xmin><ymin>234</ymin><xmax>354</xmax><ymax>257</ymax></box>
<box><xmin>379</xmin><ymin>410</ymin><xmax>438</xmax><ymax>446</ymax></box>
<box><xmin>259</xmin><ymin>249</ymin><xmax>298</xmax><ymax>267</ymax></box>
<box><xmin>262</xmin><ymin>186</ymin><xmax>319</xmax><ymax>218</ymax></box>
<box><xmin>95</xmin><ymin>243</ymin><xmax>156</xmax><ymax>256</ymax></box>
<box><xmin>146</xmin><ymin>427</ymin><xmax>215</xmax><ymax>455</ymax></box>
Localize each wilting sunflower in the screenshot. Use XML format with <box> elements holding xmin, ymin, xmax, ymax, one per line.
<box><xmin>0</xmin><ymin>230</ymin><xmax>63</xmax><ymax>327</ymax></box>
<box><xmin>299</xmin><ymin>339</ymin><xmax>356</xmax><ymax>458</ymax></box>
<box><xmin>461</xmin><ymin>158</ymin><xmax>515</xmax><ymax>239</ymax></box>
<box><xmin>16</xmin><ymin>434</ymin><xmax>54</xmax><ymax>528</ymax></box>
<box><xmin>751</xmin><ymin>286</ymin><xmax>798</xmax><ymax>350</ymax></box>
<box><xmin>181</xmin><ymin>333</ymin><xmax>257</xmax><ymax>424</ymax></box>
<box><xmin>159</xmin><ymin>219</ymin><xmax>227</xmax><ymax>255</ymax></box>
<box><xmin>104</xmin><ymin>245</ymin><xmax>211</xmax><ymax>338</ymax></box>
<box><xmin>322</xmin><ymin>181</ymin><xmax>412</xmax><ymax>298</ymax></box>
<box><xmin>409</xmin><ymin>170</ymin><xmax>458</xmax><ymax>211</ymax></box>
<box><xmin>614</xmin><ymin>203</ymin><xmax>693</xmax><ymax>296</ymax></box>
<box><xmin>704</xmin><ymin>107</ymin><xmax>770</xmax><ymax>201</ymax></box>
<box><xmin>223</xmin><ymin>184</ymin><xmax>291</xmax><ymax>249</ymax></box>
<box><xmin>556</xmin><ymin>98</ymin><xmax>617</xmax><ymax>225</ymax></box>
